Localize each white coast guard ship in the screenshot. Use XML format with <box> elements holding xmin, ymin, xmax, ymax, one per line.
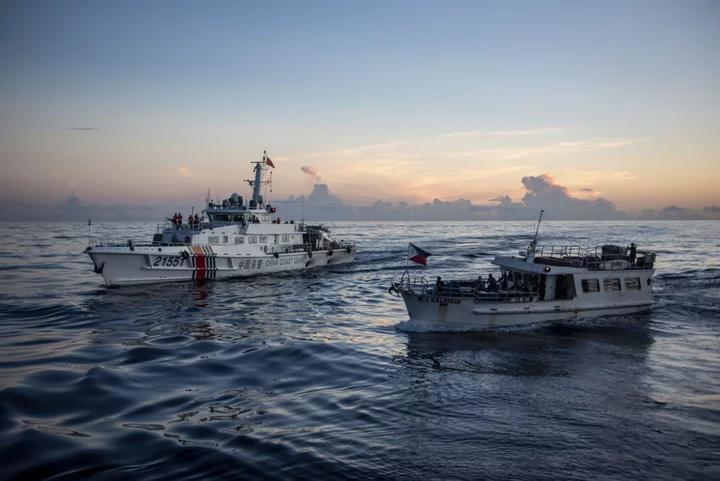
<box><xmin>390</xmin><ymin>211</ymin><xmax>656</xmax><ymax>330</ymax></box>
<box><xmin>85</xmin><ymin>153</ymin><xmax>356</xmax><ymax>286</ymax></box>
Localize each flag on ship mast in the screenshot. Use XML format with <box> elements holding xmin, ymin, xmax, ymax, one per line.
<box><xmin>408</xmin><ymin>243</ymin><xmax>432</xmax><ymax>266</ymax></box>
<box><xmin>266</xmin><ymin>157</ymin><xmax>275</xmax><ymax>168</ymax></box>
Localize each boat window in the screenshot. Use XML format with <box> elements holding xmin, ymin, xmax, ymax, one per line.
<box><xmin>603</xmin><ymin>278</ymin><xmax>621</xmax><ymax>292</ymax></box>
<box><xmin>262</xmin><ymin>215</ymin><xmax>269</xmax><ymax>223</ymax></box>
<box><xmin>208</xmin><ymin>236</ymin><xmax>220</xmax><ymax>244</ymax></box>
<box><xmin>222</xmin><ymin>236</ymin><xmax>228</xmax><ymax>244</ymax></box>
<box><xmin>581</xmin><ymin>279</ymin><xmax>600</xmax><ymax>293</ymax></box>
<box><xmin>249</xmin><ymin>236</ymin><xmax>258</xmax><ymax>244</ymax></box>
<box><xmin>260</xmin><ymin>236</ymin><xmax>268</xmax><ymax>243</ymax></box>
<box><xmin>235</xmin><ymin>236</ymin><xmax>245</xmax><ymax>244</ymax></box>
<box><xmin>624</xmin><ymin>277</ymin><xmax>641</xmax><ymax>291</ymax></box>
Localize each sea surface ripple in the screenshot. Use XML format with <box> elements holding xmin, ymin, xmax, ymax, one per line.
<box><xmin>0</xmin><ymin>220</ymin><xmax>718</xmax><ymax>480</ymax></box>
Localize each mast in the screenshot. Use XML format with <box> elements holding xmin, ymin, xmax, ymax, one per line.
<box><xmin>245</xmin><ymin>151</ymin><xmax>272</xmax><ymax>206</ymax></box>
<box><xmin>530</xmin><ymin>209</ymin><xmax>545</xmax><ymax>252</ymax></box>
<box><xmin>251</xmin><ymin>157</ymin><xmax>263</xmax><ymax>203</ymax></box>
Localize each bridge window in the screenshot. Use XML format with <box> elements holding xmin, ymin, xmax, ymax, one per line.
<box><xmin>249</xmin><ymin>236</ymin><xmax>258</xmax><ymax>244</ymax></box>
<box><xmin>260</xmin><ymin>236</ymin><xmax>268</xmax><ymax>243</ymax></box>
<box><xmin>235</xmin><ymin>237</ymin><xmax>245</xmax><ymax>244</ymax></box>
<box><xmin>581</xmin><ymin>279</ymin><xmax>599</xmax><ymax>293</ymax></box>
<box><xmin>222</xmin><ymin>236</ymin><xmax>228</xmax><ymax>244</ymax></box>
<box><xmin>625</xmin><ymin>277</ymin><xmax>641</xmax><ymax>291</ymax></box>
<box><xmin>603</xmin><ymin>278</ymin><xmax>621</xmax><ymax>292</ymax></box>
<box><xmin>208</xmin><ymin>236</ymin><xmax>220</xmax><ymax>244</ymax></box>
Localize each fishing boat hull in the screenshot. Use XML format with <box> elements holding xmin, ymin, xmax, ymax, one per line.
<box><xmin>400</xmin><ymin>292</ymin><xmax>652</xmax><ymax>330</ymax></box>
<box><xmin>86</xmin><ymin>245</ymin><xmax>355</xmax><ymax>286</ymax></box>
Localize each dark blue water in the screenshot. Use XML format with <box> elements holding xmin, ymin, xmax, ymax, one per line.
<box><xmin>0</xmin><ymin>221</ymin><xmax>718</xmax><ymax>480</ymax></box>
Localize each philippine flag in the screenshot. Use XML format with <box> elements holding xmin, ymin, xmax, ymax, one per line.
<box><xmin>408</xmin><ymin>243</ymin><xmax>432</xmax><ymax>266</ymax></box>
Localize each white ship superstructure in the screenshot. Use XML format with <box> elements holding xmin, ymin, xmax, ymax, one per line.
<box><xmin>390</xmin><ymin>212</ymin><xmax>656</xmax><ymax>330</ymax></box>
<box><xmin>86</xmin><ymin>153</ymin><xmax>356</xmax><ymax>286</ymax></box>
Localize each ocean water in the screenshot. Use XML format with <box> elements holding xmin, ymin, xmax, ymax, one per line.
<box><xmin>0</xmin><ymin>220</ymin><xmax>718</xmax><ymax>480</ymax></box>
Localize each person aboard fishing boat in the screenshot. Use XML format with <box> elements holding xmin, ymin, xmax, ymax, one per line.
<box><xmin>628</xmin><ymin>243</ymin><xmax>637</xmax><ymax>266</ymax></box>
<box><xmin>487</xmin><ymin>273</ymin><xmax>498</xmax><ymax>291</ymax></box>
<box><xmin>435</xmin><ymin>276</ymin><xmax>444</xmax><ymax>295</ymax></box>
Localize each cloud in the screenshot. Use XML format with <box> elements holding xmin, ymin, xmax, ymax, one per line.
<box><xmin>469</xmin><ymin>174</ymin><xmax>626</xmax><ymax>220</ymax></box>
<box><xmin>301</xmin><ymin>165</ymin><xmax>322</xmax><ymax>182</ymax></box>
<box><xmin>521</xmin><ymin>174</ymin><xmax>568</xmax><ymax>195</ymax></box>
<box><xmin>68</xmin><ymin>127</ymin><xmax>100</xmax><ymax>131</ymax></box>
<box><xmin>0</xmin><ymin>192</ymin><xmax>159</xmax><ymax>221</ymax></box>
<box><xmin>307</xmin><ymin>184</ymin><xmax>344</xmax><ymax>206</ymax></box>
<box><xmin>64</xmin><ymin>191</ymin><xmax>81</xmax><ymax>206</ymax></box>
<box><xmin>271</xmin><ymin>172</ymin><xmax>631</xmax><ymax>221</ymax></box>
<box><xmin>641</xmin><ymin>205</ymin><xmax>704</xmax><ymax>220</ymax></box>
<box><xmin>176</xmin><ymin>166</ymin><xmax>195</xmax><ymax>177</ymax></box>
<box><xmin>490</xmin><ymin>195</ymin><xmax>513</xmax><ymax>205</ymax></box>
<box><xmin>445</xmin><ymin>127</ymin><xmax>568</xmax><ymax>138</ymax></box>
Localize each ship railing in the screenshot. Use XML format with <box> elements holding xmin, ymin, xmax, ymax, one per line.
<box><xmin>159</xmin><ymin>221</ymin><xmax>232</xmax><ymax>231</ymax></box>
<box><xmin>532</xmin><ymin>245</ymin><xmax>585</xmax><ymax>259</ymax></box>
<box><xmin>272</xmin><ymin>240</ymin><xmax>355</xmax><ymax>254</ymax></box>
<box><xmin>90</xmin><ymin>237</ymin><xmax>189</xmax><ymax>248</ymax></box>
<box><xmin>532</xmin><ymin>244</ymin><xmax>656</xmax><ymax>271</ymax></box>
<box><xmin>397</xmin><ymin>275</ymin><xmax>539</xmax><ymax>303</ymax></box>
<box><xmin>586</xmin><ymin>247</ymin><xmax>656</xmax><ymax>271</ymax></box>
<box><xmin>473</xmin><ymin>290</ymin><xmax>540</xmax><ymax>303</ymax></box>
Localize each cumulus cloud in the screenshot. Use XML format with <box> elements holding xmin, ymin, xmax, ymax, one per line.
<box><xmin>64</xmin><ymin>191</ymin><xmax>81</xmax><ymax>206</ymax></box>
<box><xmin>490</xmin><ymin>195</ymin><xmax>513</xmax><ymax>205</ymax></box>
<box><xmin>268</xmin><ymin>173</ymin><xmax>634</xmax><ymax>221</ymax></box>
<box><xmin>514</xmin><ymin>174</ymin><xmax>624</xmax><ymax>220</ymax></box>
<box><xmin>301</xmin><ymin>165</ymin><xmax>322</xmax><ymax>182</ymax></box>
<box><xmin>307</xmin><ymin>184</ymin><xmax>344</xmax><ymax>206</ymax></box>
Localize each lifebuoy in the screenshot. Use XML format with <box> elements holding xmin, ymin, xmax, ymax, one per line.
<box><xmin>181</xmin><ymin>251</ymin><xmax>190</xmax><ymax>260</ymax></box>
<box><xmin>308</xmin><ymin>251</ymin><xmax>313</xmax><ymax>258</ymax></box>
<box><xmin>263</xmin><ymin>245</ymin><xmax>268</xmax><ymax>253</ymax></box>
<box><xmin>346</xmin><ymin>246</ymin><xmax>352</xmax><ymax>254</ymax></box>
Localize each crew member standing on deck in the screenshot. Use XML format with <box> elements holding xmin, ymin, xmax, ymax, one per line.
<box><xmin>435</xmin><ymin>276</ymin><xmax>444</xmax><ymax>295</ymax></box>
<box><xmin>628</xmin><ymin>243</ymin><xmax>637</xmax><ymax>266</ymax></box>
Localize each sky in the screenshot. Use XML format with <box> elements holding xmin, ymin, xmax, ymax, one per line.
<box><xmin>0</xmin><ymin>0</ymin><xmax>718</xmax><ymax>221</ymax></box>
